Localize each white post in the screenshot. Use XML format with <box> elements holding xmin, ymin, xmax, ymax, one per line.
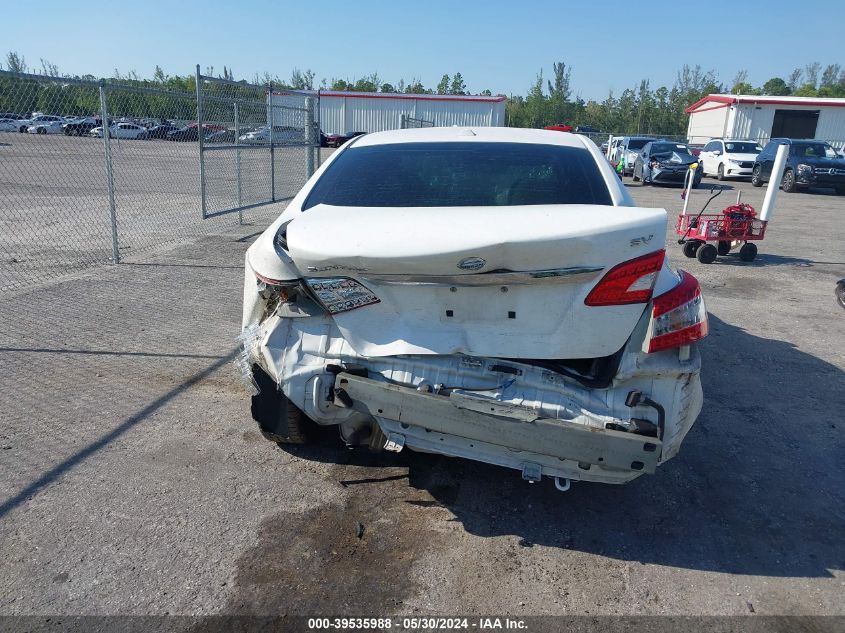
<box><xmin>759</xmin><ymin>144</ymin><xmax>789</xmax><ymax>222</ymax></box>
<box><xmin>681</xmin><ymin>164</ymin><xmax>697</xmax><ymax>216</ymax></box>
<box><xmin>305</xmin><ymin>97</ymin><xmax>315</xmax><ymax>179</ymax></box>
<box><xmin>606</xmin><ymin>134</ymin><xmax>612</xmax><ymax>160</ymax></box>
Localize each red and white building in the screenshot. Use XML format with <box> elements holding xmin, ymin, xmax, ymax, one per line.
<box><xmin>685</xmin><ymin>94</ymin><xmax>845</xmax><ymax>146</ymax></box>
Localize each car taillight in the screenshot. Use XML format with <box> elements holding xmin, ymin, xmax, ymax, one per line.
<box><xmin>304</xmin><ymin>277</ymin><xmax>380</xmax><ymax>314</ymax></box>
<box><xmin>647</xmin><ymin>270</ymin><xmax>708</xmax><ymax>353</ymax></box>
<box><xmin>585</xmin><ymin>250</ymin><xmax>665</xmax><ymax>306</ymax></box>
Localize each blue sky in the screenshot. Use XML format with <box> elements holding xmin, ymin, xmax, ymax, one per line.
<box><xmin>1</xmin><ymin>0</ymin><xmax>843</xmax><ymax>99</ymax></box>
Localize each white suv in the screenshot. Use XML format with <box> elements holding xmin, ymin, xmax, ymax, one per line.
<box><xmin>699</xmin><ymin>139</ymin><xmax>762</xmax><ymax>180</ymax></box>
<box><xmin>240</xmin><ymin>128</ymin><xmax>707</xmax><ymax>488</ymax></box>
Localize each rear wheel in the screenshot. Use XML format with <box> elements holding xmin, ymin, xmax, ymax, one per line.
<box><xmin>781</xmin><ymin>169</ymin><xmax>797</xmax><ymax>193</ymax></box>
<box><xmin>696</xmin><ymin>243</ymin><xmax>718</xmax><ymax>264</ymax></box>
<box><xmin>37</xmin><ymin>127</ymin><xmax>45</xmax><ymax>135</ymax></box>
<box><xmin>739</xmin><ymin>243</ymin><xmax>758</xmax><ymax>262</ymax></box>
<box><xmin>717</xmin><ymin>240</ymin><xmax>731</xmax><ymax>255</ymax></box>
<box><xmin>717</xmin><ymin>164</ymin><xmax>725</xmax><ymax>181</ymax></box>
<box><xmin>251</xmin><ymin>366</ymin><xmax>316</xmax><ymax>445</ymax></box>
<box><xmin>751</xmin><ymin>165</ymin><xmax>763</xmax><ymax>187</ymax></box>
<box><xmin>836</xmin><ymin>186</ymin><xmax>845</xmax><ymax>196</ymax></box>
<box><xmin>682</xmin><ymin>241</ymin><xmax>700</xmax><ymax>258</ymax></box>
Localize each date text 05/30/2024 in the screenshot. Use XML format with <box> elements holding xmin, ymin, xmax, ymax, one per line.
<box><xmin>307</xmin><ymin>617</ymin><xmax>528</xmax><ymax>630</ymax></box>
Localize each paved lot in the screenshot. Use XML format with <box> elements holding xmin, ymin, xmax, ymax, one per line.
<box><xmin>0</xmin><ymin>132</ymin><xmax>312</xmax><ymax>290</ymax></box>
<box><xmin>0</xmin><ymin>177</ymin><xmax>843</xmax><ymax>623</ymax></box>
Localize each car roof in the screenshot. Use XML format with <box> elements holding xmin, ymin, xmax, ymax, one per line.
<box><xmin>352</xmin><ymin>127</ymin><xmax>590</xmax><ymax>149</ymax></box>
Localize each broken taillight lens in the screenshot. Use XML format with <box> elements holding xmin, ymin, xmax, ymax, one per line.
<box><xmin>304</xmin><ymin>277</ymin><xmax>380</xmax><ymax>314</ymax></box>
<box><xmin>647</xmin><ymin>270</ymin><xmax>708</xmax><ymax>353</ymax></box>
<box><xmin>584</xmin><ymin>250</ymin><xmax>665</xmax><ymax>306</ymax></box>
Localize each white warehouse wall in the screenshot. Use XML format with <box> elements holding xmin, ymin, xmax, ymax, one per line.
<box><xmin>687</xmin><ymin>106</ymin><xmax>730</xmax><ymax>144</ymax></box>
<box><xmin>269</xmin><ymin>91</ymin><xmax>506</xmax><ymax>135</ymax></box>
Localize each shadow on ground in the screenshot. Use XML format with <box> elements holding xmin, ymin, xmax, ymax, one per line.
<box><xmin>263</xmin><ymin>315</ymin><xmax>844</xmax><ymax>581</ymax></box>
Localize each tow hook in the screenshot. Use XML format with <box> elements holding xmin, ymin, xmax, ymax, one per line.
<box><xmin>554</xmin><ymin>477</ymin><xmax>571</xmax><ymax>492</ymax></box>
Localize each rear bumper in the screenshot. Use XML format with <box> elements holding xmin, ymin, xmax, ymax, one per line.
<box><xmin>335</xmin><ymin>372</ymin><xmax>663</xmax><ymax>479</ymax></box>
<box><xmin>244</xmin><ymin>313</ymin><xmax>704</xmax><ymax>485</ymax></box>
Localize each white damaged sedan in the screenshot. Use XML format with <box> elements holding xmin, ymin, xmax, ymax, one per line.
<box><xmin>240</xmin><ymin>127</ymin><xmax>707</xmax><ymax>487</ymax></box>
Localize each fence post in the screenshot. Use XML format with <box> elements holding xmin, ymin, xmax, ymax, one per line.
<box><xmin>196</xmin><ymin>65</ymin><xmax>207</xmax><ymax>219</ymax></box>
<box><xmin>305</xmin><ymin>97</ymin><xmax>315</xmax><ymax>179</ymax></box>
<box><xmin>269</xmin><ymin>82</ymin><xmax>275</xmax><ymax>202</ymax></box>
<box><xmin>234</xmin><ymin>101</ymin><xmax>242</xmax><ymax>224</ymax></box>
<box><xmin>98</xmin><ymin>81</ymin><xmax>120</xmax><ymax>264</ymax></box>
<box><xmin>401</xmin><ymin>113</ymin><xmax>406</xmax><ymax>129</ymax></box>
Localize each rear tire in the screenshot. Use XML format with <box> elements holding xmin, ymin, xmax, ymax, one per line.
<box><xmin>836</xmin><ymin>186</ymin><xmax>845</xmax><ymax>196</ymax></box>
<box><xmin>37</xmin><ymin>127</ymin><xmax>45</xmax><ymax>135</ymax></box>
<box><xmin>739</xmin><ymin>243</ymin><xmax>758</xmax><ymax>262</ymax></box>
<box><xmin>781</xmin><ymin>169</ymin><xmax>797</xmax><ymax>193</ymax></box>
<box><xmin>682</xmin><ymin>241</ymin><xmax>700</xmax><ymax>258</ymax></box>
<box><xmin>717</xmin><ymin>164</ymin><xmax>725</xmax><ymax>181</ymax></box>
<box><xmin>751</xmin><ymin>165</ymin><xmax>763</xmax><ymax>187</ymax></box>
<box><xmin>717</xmin><ymin>240</ymin><xmax>731</xmax><ymax>256</ymax></box>
<box><xmin>251</xmin><ymin>366</ymin><xmax>316</xmax><ymax>445</ymax></box>
<box><xmin>696</xmin><ymin>243</ymin><xmax>718</xmax><ymax>264</ymax></box>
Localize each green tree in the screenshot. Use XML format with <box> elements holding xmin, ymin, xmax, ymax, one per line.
<box><xmin>380</xmin><ymin>83</ymin><xmax>396</xmax><ymax>93</ymax></box>
<box><xmin>436</xmin><ymin>74</ymin><xmax>450</xmax><ymax>95</ymax></box>
<box><xmin>449</xmin><ymin>72</ymin><xmax>466</xmax><ymax>95</ymax></box>
<box><xmin>6</xmin><ymin>51</ymin><xmax>27</xmax><ymax>73</ymax></box>
<box><xmin>761</xmin><ymin>77</ymin><xmax>791</xmax><ymax>95</ymax></box>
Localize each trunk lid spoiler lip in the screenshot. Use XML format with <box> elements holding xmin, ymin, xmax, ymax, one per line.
<box><xmin>358</xmin><ymin>266</ymin><xmax>605</xmax><ymax>287</ymax></box>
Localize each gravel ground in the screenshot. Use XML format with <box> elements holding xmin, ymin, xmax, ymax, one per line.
<box><xmin>0</xmin><ymin>177</ymin><xmax>843</xmax><ymax>626</ymax></box>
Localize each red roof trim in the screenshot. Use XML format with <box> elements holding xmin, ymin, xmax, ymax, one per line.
<box><xmin>686</xmin><ymin>94</ymin><xmax>845</xmax><ymax>113</ymax></box>
<box><xmin>271</xmin><ymin>90</ymin><xmax>506</xmax><ymax>103</ymax></box>
<box><xmin>685</xmin><ymin>95</ymin><xmax>735</xmax><ymax>113</ymax></box>
<box><xmin>689</xmin><ymin>102</ymin><xmax>731</xmax><ymax>114</ymax></box>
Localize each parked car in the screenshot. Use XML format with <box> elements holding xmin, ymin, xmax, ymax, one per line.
<box><xmin>165</xmin><ymin>125</ymin><xmax>202</xmax><ymax>142</ymax></box>
<box><xmin>16</xmin><ymin>114</ymin><xmax>63</xmax><ymax>133</ymax></box>
<box><xmin>751</xmin><ymin>138</ymin><xmax>845</xmax><ymax>194</ymax></box>
<box><xmin>0</xmin><ymin>112</ymin><xmax>26</xmax><ymax>121</ymax></box>
<box><xmin>90</xmin><ymin>122</ymin><xmax>149</xmax><ymax>139</ymax></box>
<box><xmin>543</xmin><ymin>123</ymin><xmax>573</xmax><ymax>132</ymax></box>
<box><xmin>0</xmin><ymin>118</ymin><xmax>21</xmax><ymax>132</ymax></box>
<box><xmin>239</xmin><ymin>127</ymin><xmax>707</xmax><ymax>487</ymax></box>
<box><xmin>632</xmin><ymin>141</ymin><xmax>702</xmax><ymax>187</ymax></box>
<box><xmin>617</xmin><ymin>136</ymin><xmax>657</xmax><ymax>175</ymax></box>
<box><xmin>166</xmin><ymin>124</ymin><xmax>224</xmax><ymax>142</ymax></box>
<box><xmin>698</xmin><ymin>139</ymin><xmax>762</xmax><ymax>180</ymax></box>
<box><xmin>63</xmin><ymin>117</ymin><xmax>102</xmax><ymax>136</ymax></box>
<box><xmin>146</xmin><ymin>124</ymin><xmax>180</xmax><ymax>139</ymax></box>
<box><xmin>323</xmin><ymin>130</ymin><xmax>366</xmax><ymax>148</ymax></box>
<box><xmin>837</xmin><ymin>279</ymin><xmax>845</xmax><ymax>310</ymax></box>
<box><xmin>575</xmin><ymin>125</ymin><xmax>601</xmax><ymax>134</ymax></box>
<box><xmin>27</xmin><ymin>120</ymin><xmax>65</xmax><ymax>135</ymax></box>
<box><xmin>238</xmin><ymin>125</ymin><xmax>307</xmax><ymax>145</ymax></box>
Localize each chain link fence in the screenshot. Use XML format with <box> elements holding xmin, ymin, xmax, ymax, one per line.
<box><xmin>198</xmin><ymin>72</ymin><xmax>320</xmax><ymax>220</ymax></box>
<box><xmin>0</xmin><ymin>67</ymin><xmax>322</xmax><ymax>292</ymax></box>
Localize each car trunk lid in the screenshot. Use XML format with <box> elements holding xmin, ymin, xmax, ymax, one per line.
<box><xmin>286</xmin><ymin>203</ymin><xmax>667</xmax><ymax>359</ymax></box>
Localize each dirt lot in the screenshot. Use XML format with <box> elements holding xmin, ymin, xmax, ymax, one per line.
<box><xmin>0</xmin><ymin>175</ymin><xmax>843</xmax><ymax>626</ymax></box>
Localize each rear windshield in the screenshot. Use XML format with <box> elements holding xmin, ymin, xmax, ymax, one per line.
<box><xmin>303</xmin><ymin>142</ymin><xmax>612</xmax><ymax>209</ymax></box>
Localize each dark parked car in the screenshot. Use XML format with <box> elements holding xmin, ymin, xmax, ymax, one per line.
<box><xmin>63</xmin><ymin>117</ymin><xmax>102</xmax><ymax>136</ymax></box>
<box><xmin>752</xmin><ymin>138</ymin><xmax>845</xmax><ymax>194</ymax></box>
<box><xmin>147</xmin><ymin>124</ymin><xmax>181</xmax><ymax>139</ymax></box>
<box><xmin>837</xmin><ymin>279</ymin><xmax>845</xmax><ymax>310</ymax></box>
<box><xmin>632</xmin><ymin>141</ymin><xmax>702</xmax><ymax>187</ymax></box>
<box><xmin>574</xmin><ymin>125</ymin><xmax>601</xmax><ymax>134</ymax></box>
<box><xmin>324</xmin><ymin>131</ymin><xmax>365</xmax><ymax>148</ymax></box>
